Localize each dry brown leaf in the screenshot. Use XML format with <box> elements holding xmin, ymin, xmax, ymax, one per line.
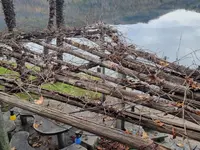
<box><xmin>34</xmin><ymin>96</ymin><xmax>44</xmax><ymax>105</ymax></box>
<box><xmin>177</xmin><ymin>143</ymin><xmax>184</xmax><ymax>148</ymax></box>
<box><xmin>142</xmin><ymin>131</ymin><xmax>148</xmax><ymax>139</ymax></box>
<box><xmin>172</xmin><ymin>127</ymin><xmax>176</xmax><ymax>139</ymax></box>
<box><xmin>191</xmin><ymin>82</ymin><xmax>200</xmax><ymax>90</ymax></box>
<box><xmin>186</xmin><ymin>77</ymin><xmax>193</xmax><ymax>84</ymax></box>
<box><xmin>159</xmin><ymin>61</ymin><xmax>169</xmax><ymax>67</ymax></box>
<box><xmin>154</xmin><ymin>120</ymin><xmax>164</xmax><ymax>127</ymax></box>
<box><xmin>196</xmin><ymin>111</ymin><xmax>200</xmax><ymax>115</ymax></box>
<box><xmin>32</xmin><ymin>142</ymin><xmax>42</xmax><ymax>148</ymax></box>
<box><xmin>33</xmin><ymin>123</ymin><xmax>40</xmax><ymax>128</ymax></box>
<box><xmin>124</xmin><ymin>130</ymin><xmax>131</xmax><ymax>135</ymax></box>
<box><xmin>96</xmin><ymin>146</ymin><xmax>103</xmax><ymax>150</ymax></box>
<box><xmin>125</xmin><ymin>146</ymin><xmax>129</xmax><ymax>150</ymax></box>
<box><xmin>176</xmin><ymin>102</ymin><xmax>184</xmax><ymax>107</ymax></box>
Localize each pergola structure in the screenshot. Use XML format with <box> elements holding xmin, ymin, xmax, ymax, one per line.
<box><xmin>0</xmin><ymin>0</ymin><xmax>200</xmax><ymax>150</ymax></box>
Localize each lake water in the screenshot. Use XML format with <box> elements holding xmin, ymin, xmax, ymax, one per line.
<box><xmin>116</xmin><ymin>9</ymin><xmax>200</xmax><ymax>68</ymax></box>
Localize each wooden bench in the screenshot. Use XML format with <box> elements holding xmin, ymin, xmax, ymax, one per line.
<box><xmin>10</xmin><ymin>131</ymin><xmax>35</xmax><ymax>150</ymax></box>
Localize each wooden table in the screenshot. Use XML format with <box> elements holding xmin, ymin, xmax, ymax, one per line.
<box><xmin>33</xmin><ymin>115</ymin><xmax>72</xmax><ymax>149</ymax></box>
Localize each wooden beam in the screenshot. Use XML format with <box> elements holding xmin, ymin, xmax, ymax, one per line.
<box><xmin>0</xmin><ymin>92</ymin><xmax>168</xmax><ymax>149</ymax></box>
<box><xmin>1</xmin><ymin>54</ymin><xmax>200</xmax><ymax>123</ymax></box>
<box><xmin>1</xmin><ymin>78</ymin><xmax>200</xmax><ymax>142</ymax></box>
<box><xmin>32</xmin><ymin>40</ymin><xmax>200</xmax><ymax>101</ymax></box>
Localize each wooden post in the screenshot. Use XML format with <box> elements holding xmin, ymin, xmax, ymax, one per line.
<box><xmin>116</xmin><ymin>73</ymin><xmax>126</xmax><ymax>130</ymax></box>
<box><xmin>44</xmin><ymin>37</ymin><xmax>51</xmax><ymax>56</ymax></box>
<box><xmin>56</xmin><ymin>0</ymin><xmax>64</xmax><ymax>29</ymax></box>
<box><xmin>101</xmin><ymin>66</ymin><xmax>106</xmax><ymax>102</ymax></box>
<box><xmin>0</xmin><ymin>106</ymin><xmax>10</xmax><ymax>150</ymax></box>
<box><xmin>97</xmin><ymin>67</ymin><xmax>106</xmax><ymax>103</ymax></box>
<box><xmin>56</xmin><ymin>0</ymin><xmax>65</xmax><ymax>61</ymax></box>
<box><xmin>56</xmin><ymin>37</ymin><xmax>63</xmax><ymax>61</ymax></box>
<box><xmin>1</xmin><ymin>0</ymin><xmax>16</xmax><ymax>32</ymax></box>
<box><xmin>47</xmin><ymin>0</ymin><xmax>56</xmax><ymax>30</ymax></box>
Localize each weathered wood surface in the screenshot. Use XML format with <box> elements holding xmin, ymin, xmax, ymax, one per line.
<box><xmin>3</xmin><ymin>41</ymin><xmax>200</xmax><ymax>103</ymax></box>
<box><xmin>64</xmin><ymin>38</ymin><xmax>185</xmax><ymax>85</ymax></box>
<box><xmin>1</xmin><ymin>78</ymin><xmax>200</xmax><ymax>142</ymax></box>
<box><xmin>31</xmin><ymin>40</ymin><xmax>200</xmax><ymax>100</ymax></box>
<box><xmin>1</xmin><ymin>66</ymin><xmax>200</xmax><ymax>124</ymax></box>
<box><xmin>128</xmin><ymin>46</ymin><xmax>200</xmax><ymax>78</ymax></box>
<box><xmin>0</xmin><ymin>92</ymin><xmax>168</xmax><ymax>149</ymax></box>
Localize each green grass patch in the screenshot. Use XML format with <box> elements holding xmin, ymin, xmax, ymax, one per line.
<box><xmin>26</xmin><ymin>63</ymin><xmax>40</xmax><ymax>72</ymax></box>
<box><xmin>0</xmin><ymin>62</ymin><xmax>101</xmax><ymax>100</ymax></box>
<box><xmin>0</xmin><ymin>85</ymin><xmax>4</xmax><ymax>90</ymax></box>
<box><xmin>14</xmin><ymin>92</ymin><xmax>39</xmax><ymax>101</ymax></box>
<box><xmin>0</xmin><ymin>67</ymin><xmax>19</xmax><ymax>76</ymax></box>
<box><xmin>42</xmin><ymin>82</ymin><xmax>101</xmax><ymax>99</ymax></box>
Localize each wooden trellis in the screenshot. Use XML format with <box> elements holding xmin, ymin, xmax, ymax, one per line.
<box><xmin>0</xmin><ymin>0</ymin><xmax>200</xmax><ymax>149</ymax></box>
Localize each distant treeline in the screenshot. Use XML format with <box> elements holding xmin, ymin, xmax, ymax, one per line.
<box><xmin>0</xmin><ymin>0</ymin><xmax>200</xmax><ymax>31</ymax></box>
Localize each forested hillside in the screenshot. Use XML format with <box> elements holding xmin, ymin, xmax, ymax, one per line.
<box><xmin>0</xmin><ymin>0</ymin><xmax>200</xmax><ymax>31</ymax></box>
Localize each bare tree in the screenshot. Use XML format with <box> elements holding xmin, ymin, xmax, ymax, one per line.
<box><xmin>47</xmin><ymin>0</ymin><xmax>56</xmax><ymax>30</ymax></box>
<box><xmin>1</xmin><ymin>0</ymin><xmax>16</xmax><ymax>32</ymax></box>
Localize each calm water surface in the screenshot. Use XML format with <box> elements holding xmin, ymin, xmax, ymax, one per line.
<box><xmin>117</xmin><ymin>9</ymin><xmax>200</xmax><ymax>68</ymax></box>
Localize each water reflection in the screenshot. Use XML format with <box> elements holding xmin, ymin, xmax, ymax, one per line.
<box><xmin>116</xmin><ymin>9</ymin><xmax>200</xmax><ymax>68</ymax></box>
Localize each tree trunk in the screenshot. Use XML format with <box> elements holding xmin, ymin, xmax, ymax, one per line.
<box><xmin>1</xmin><ymin>0</ymin><xmax>16</xmax><ymax>32</ymax></box>
<box><xmin>56</xmin><ymin>0</ymin><xmax>64</xmax><ymax>29</ymax></box>
<box><xmin>48</xmin><ymin>0</ymin><xmax>56</xmax><ymax>30</ymax></box>
<box><xmin>0</xmin><ymin>106</ymin><xmax>10</xmax><ymax>150</ymax></box>
<box><xmin>116</xmin><ymin>73</ymin><xmax>126</xmax><ymax>130</ymax></box>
